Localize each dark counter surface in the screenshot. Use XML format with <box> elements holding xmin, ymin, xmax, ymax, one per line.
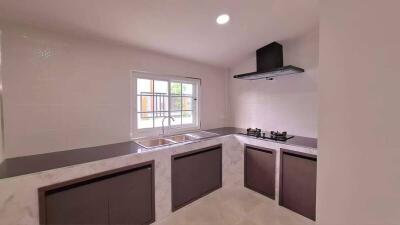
<box><xmin>209</xmin><ymin>127</ymin><xmax>318</xmax><ymax>149</ymax></box>
<box><xmin>0</xmin><ymin>141</ymin><xmax>143</xmax><ymax>179</ymax></box>
<box><xmin>0</xmin><ymin>127</ymin><xmax>317</xmax><ymax>179</ymax></box>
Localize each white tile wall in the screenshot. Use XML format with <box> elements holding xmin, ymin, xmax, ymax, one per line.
<box><xmin>0</xmin><ymin>23</ymin><xmax>229</xmax><ymax>158</ymax></box>
<box><xmin>228</xmin><ymin>30</ymin><xmax>319</xmax><ymax>138</ymax></box>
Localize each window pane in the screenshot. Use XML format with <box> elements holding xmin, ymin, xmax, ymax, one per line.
<box><xmin>154</xmin><ymin>80</ymin><xmax>168</xmax><ymax>94</ymax></box>
<box><xmin>135</xmin><ymin>76</ymin><xmax>198</xmax><ymax>131</ymax></box>
<box><xmin>154</xmin><ymin>113</ymin><xmax>169</xmax><ymax>127</ymax></box>
<box><xmin>182</xmin><ymin>83</ymin><xmax>193</xmax><ymax>96</ymax></box>
<box><xmin>182</xmin><ymin>97</ymin><xmax>193</xmax><ymax>111</ymax></box>
<box><xmin>171</xmin><ymin>82</ymin><xmax>182</xmax><ymax>95</ymax></box>
<box><xmin>137</xmin><ymin>95</ymin><xmax>153</xmax><ymax>112</ymax></box>
<box><xmin>182</xmin><ymin>111</ymin><xmax>193</xmax><ymax>125</ymax></box>
<box><xmin>154</xmin><ymin>94</ymin><xmax>168</xmax><ymax>112</ymax></box>
<box><xmin>171</xmin><ymin>96</ymin><xmax>182</xmax><ymax>111</ymax></box>
<box><xmin>137</xmin><ymin>79</ymin><xmax>153</xmax><ymax>95</ymax></box>
<box><xmin>137</xmin><ymin>112</ymin><xmax>153</xmax><ymax>129</ymax></box>
<box><xmin>171</xmin><ymin>111</ymin><xmax>182</xmax><ymax>126</ymax></box>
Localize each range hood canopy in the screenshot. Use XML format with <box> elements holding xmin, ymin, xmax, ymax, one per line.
<box><xmin>233</xmin><ymin>42</ymin><xmax>305</xmax><ymax>80</ymax></box>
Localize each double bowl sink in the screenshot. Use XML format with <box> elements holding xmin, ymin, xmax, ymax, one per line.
<box><xmin>135</xmin><ymin>131</ymin><xmax>219</xmax><ymax>149</ymax></box>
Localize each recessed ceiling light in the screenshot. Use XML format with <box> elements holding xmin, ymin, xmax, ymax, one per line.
<box><xmin>216</xmin><ymin>14</ymin><xmax>230</xmax><ymax>25</ymax></box>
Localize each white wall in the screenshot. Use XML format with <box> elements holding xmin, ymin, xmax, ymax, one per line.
<box><xmin>228</xmin><ymin>30</ymin><xmax>318</xmax><ymax>137</ymax></box>
<box><xmin>1</xmin><ymin>23</ymin><xmax>228</xmax><ymax>158</ymax></box>
<box><xmin>0</xmin><ymin>29</ymin><xmax>3</xmax><ymax>163</ymax></box>
<box><xmin>317</xmin><ymin>1</ymin><xmax>400</xmax><ymax>224</ymax></box>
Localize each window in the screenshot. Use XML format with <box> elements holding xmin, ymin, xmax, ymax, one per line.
<box><xmin>132</xmin><ymin>72</ymin><xmax>200</xmax><ymax>135</ymax></box>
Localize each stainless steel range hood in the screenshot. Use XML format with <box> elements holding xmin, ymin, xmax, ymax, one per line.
<box><xmin>233</xmin><ymin>42</ymin><xmax>305</xmax><ymax>80</ymax></box>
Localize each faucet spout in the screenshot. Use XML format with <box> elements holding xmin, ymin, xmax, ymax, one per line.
<box><xmin>161</xmin><ymin>116</ymin><xmax>175</xmax><ymax>136</ymax></box>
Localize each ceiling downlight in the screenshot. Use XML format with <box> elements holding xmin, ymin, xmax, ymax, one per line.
<box><xmin>216</xmin><ymin>14</ymin><xmax>230</xmax><ymax>25</ymax></box>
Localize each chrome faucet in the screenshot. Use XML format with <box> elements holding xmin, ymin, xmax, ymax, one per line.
<box><xmin>161</xmin><ymin>116</ymin><xmax>175</xmax><ymax>136</ymax></box>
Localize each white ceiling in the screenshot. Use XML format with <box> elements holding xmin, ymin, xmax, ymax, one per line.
<box><xmin>0</xmin><ymin>0</ymin><xmax>318</xmax><ymax>68</ymax></box>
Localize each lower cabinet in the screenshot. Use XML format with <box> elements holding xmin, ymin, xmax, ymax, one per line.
<box><xmin>171</xmin><ymin>144</ymin><xmax>222</xmax><ymax>211</ymax></box>
<box><xmin>39</xmin><ymin>161</ymin><xmax>155</xmax><ymax>225</ymax></box>
<box><xmin>279</xmin><ymin>149</ymin><xmax>317</xmax><ymax>221</ymax></box>
<box><xmin>244</xmin><ymin>145</ymin><xmax>276</xmax><ymax>199</ymax></box>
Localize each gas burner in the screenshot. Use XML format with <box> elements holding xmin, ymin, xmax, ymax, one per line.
<box><xmin>269</xmin><ymin>131</ymin><xmax>292</xmax><ymax>141</ymax></box>
<box><xmin>246</xmin><ymin>128</ymin><xmax>262</xmax><ymax>137</ymax></box>
<box><xmin>244</xmin><ymin>128</ymin><xmax>294</xmax><ymax>141</ymax></box>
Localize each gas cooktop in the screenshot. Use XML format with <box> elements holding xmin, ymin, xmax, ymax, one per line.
<box><xmin>241</xmin><ymin>128</ymin><xmax>294</xmax><ymax>142</ymax></box>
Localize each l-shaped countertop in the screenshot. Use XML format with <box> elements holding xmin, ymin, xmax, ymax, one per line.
<box><xmin>0</xmin><ymin>127</ymin><xmax>317</xmax><ymax>179</ymax></box>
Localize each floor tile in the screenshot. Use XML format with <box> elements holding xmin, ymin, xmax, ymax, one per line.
<box><xmin>153</xmin><ymin>186</ymin><xmax>315</xmax><ymax>225</ymax></box>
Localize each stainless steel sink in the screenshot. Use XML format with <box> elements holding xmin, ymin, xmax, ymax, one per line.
<box><xmin>135</xmin><ymin>138</ymin><xmax>176</xmax><ymax>148</ymax></box>
<box><xmin>167</xmin><ymin>134</ymin><xmax>196</xmax><ymax>142</ymax></box>
<box><xmin>184</xmin><ymin>131</ymin><xmax>219</xmax><ymax>139</ymax></box>
<box><xmin>134</xmin><ymin>131</ymin><xmax>219</xmax><ymax>149</ymax></box>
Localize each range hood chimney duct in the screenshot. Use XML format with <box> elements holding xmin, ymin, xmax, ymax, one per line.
<box><xmin>233</xmin><ymin>42</ymin><xmax>305</xmax><ymax>80</ymax></box>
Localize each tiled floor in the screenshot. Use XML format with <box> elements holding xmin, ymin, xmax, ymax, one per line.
<box><xmin>154</xmin><ymin>186</ymin><xmax>315</xmax><ymax>225</ymax></box>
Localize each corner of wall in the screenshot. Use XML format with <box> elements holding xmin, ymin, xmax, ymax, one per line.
<box><xmin>226</xmin><ymin>31</ymin><xmax>318</xmax><ymax>137</ymax></box>
<box><xmin>224</xmin><ymin>67</ymin><xmax>233</xmax><ymax>127</ymax></box>
<box><xmin>0</xmin><ymin>29</ymin><xmax>4</xmax><ymax>163</ymax></box>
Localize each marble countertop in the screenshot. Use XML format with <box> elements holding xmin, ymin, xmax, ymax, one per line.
<box><xmin>0</xmin><ymin>127</ymin><xmax>317</xmax><ymax>179</ymax></box>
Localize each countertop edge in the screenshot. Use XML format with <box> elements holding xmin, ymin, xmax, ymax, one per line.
<box><xmin>0</xmin><ymin>127</ymin><xmax>317</xmax><ymax>179</ymax></box>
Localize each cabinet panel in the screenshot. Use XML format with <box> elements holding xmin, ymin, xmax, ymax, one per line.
<box><xmin>172</xmin><ymin>145</ymin><xmax>222</xmax><ymax>211</ymax></box>
<box><xmin>279</xmin><ymin>149</ymin><xmax>317</xmax><ymax>221</ymax></box>
<box><xmin>44</xmin><ymin>179</ymin><xmax>109</xmax><ymax>225</ymax></box>
<box><xmin>39</xmin><ymin>161</ymin><xmax>155</xmax><ymax>225</ymax></box>
<box><xmin>108</xmin><ymin>166</ymin><xmax>154</xmax><ymax>225</ymax></box>
<box><xmin>245</xmin><ymin>145</ymin><xmax>276</xmax><ymax>199</ymax></box>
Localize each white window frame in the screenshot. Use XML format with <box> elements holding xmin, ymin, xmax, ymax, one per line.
<box><xmin>131</xmin><ymin>71</ymin><xmax>201</xmax><ymax>138</ymax></box>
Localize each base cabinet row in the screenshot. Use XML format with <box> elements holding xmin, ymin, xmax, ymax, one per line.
<box><xmin>244</xmin><ymin>145</ymin><xmax>317</xmax><ymax>221</ymax></box>
<box><xmin>38</xmin><ymin>144</ymin><xmax>315</xmax><ymax>224</ymax></box>
<box><xmin>39</xmin><ymin>145</ymin><xmax>223</xmax><ymax>225</ymax></box>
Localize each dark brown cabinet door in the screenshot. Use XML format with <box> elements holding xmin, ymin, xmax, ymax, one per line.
<box><xmin>108</xmin><ymin>166</ymin><xmax>154</xmax><ymax>225</ymax></box>
<box><xmin>172</xmin><ymin>145</ymin><xmax>222</xmax><ymax>211</ymax></box>
<box><xmin>245</xmin><ymin>145</ymin><xmax>276</xmax><ymax>199</ymax></box>
<box><xmin>39</xmin><ymin>161</ymin><xmax>155</xmax><ymax>225</ymax></box>
<box><xmin>44</xmin><ymin>179</ymin><xmax>109</xmax><ymax>225</ymax></box>
<box><xmin>279</xmin><ymin>149</ymin><xmax>317</xmax><ymax>221</ymax></box>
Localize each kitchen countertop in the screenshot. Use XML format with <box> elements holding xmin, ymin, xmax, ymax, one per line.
<box><xmin>0</xmin><ymin>127</ymin><xmax>317</xmax><ymax>179</ymax></box>
<box><xmin>209</xmin><ymin>127</ymin><xmax>318</xmax><ymax>149</ymax></box>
